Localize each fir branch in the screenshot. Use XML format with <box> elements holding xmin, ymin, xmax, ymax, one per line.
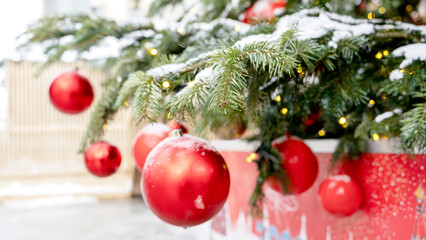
<box><xmin>130</xmin><ymin>71</ymin><xmax>164</xmax><ymax>122</ymax></box>
<box><xmin>400</xmin><ymin>98</ymin><xmax>426</xmax><ymax>154</ymax></box>
<box><xmin>79</xmin><ymin>80</ymin><xmax>122</xmax><ymax>152</ymax></box>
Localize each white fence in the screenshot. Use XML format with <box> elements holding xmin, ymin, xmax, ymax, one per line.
<box><xmin>0</xmin><ymin>61</ymin><xmax>137</xmax><ymax>200</ymax></box>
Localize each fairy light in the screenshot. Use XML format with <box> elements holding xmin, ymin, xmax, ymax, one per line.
<box><xmin>369</xmin><ymin>99</ymin><xmax>375</xmax><ymax>106</ymax></box>
<box><xmin>372</xmin><ymin>133</ymin><xmax>380</xmax><ymax>141</ymax></box>
<box><xmin>280</xmin><ymin>107</ymin><xmax>288</xmax><ymax>115</ymax></box>
<box><xmin>383</xmin><ymin>50</ymin><xmax>389</xmax><ymax>56</ymax></box>
<box><xmin>103</xmin><ymin>124</ymin><xmax>108</xmax><ymax>130</ymax></box>
<box><xmin>375</xmin><ymin>52</ymin><xmax>383</xmax><ymax>59</ymax></box>
<box><xmin>123</xmin><ymin>101</ymin><xmax>129</xmax><ymax>107</ymax></box>
<box><xmin>162</xmin><ymin>81</ymin><xmax>171</xmax><ymax>89</ymax></box>
<box><xmin>338</xmin><ymin>117</ymin><xmax>347</xmax><ymax>125</ymax></box>
<box><xmin>378</xmin><ymin>7</ymin><xmax>386</xmax><ymax>14</ymax></box>
<box><xmin>406</xmin><ymin>4</ymin><xmax>413</xmax><ymax>12</ymax></box>
<box><xmin>149</xmin><ymin>48</ymin><xmax>158</xmax><ymax>56</ymax></box>
<box><xmin>274</xmin><ymin>95</ymin><xmax>281</xmax><ymax>102</ymax></box>
<box><xmin>167</xmin><ymin>112</ymin><xmax>173</xmax><ymax>119</ymax></box>
<box><xmin>177</xmin><ymin>26</ymin><xmax>184</xmax><ymax>34</ymax></box>
<box><xmin>400</xmin><ymin>69</ymin><xmax>405</xmax><ymax>73</ymax></box>
<box><xmin>234</xmin><ymin>25</ymin><xmax>241</xmax><ymax>32</ymax></box>
<box><xmin>318</xmin><ymin>129</ymin><xmax>326</xmax><ymax>137</ymax></box>
<box><xmin>190</xmin><ymin>7</ymin><xmax>197</xmax><ymax>14</ymax></box>
<box><xmin>187</xmin><ymin>80</ymin><xmax>195</xmax><ymax>87</ymax></box>
<box><xmin>246</xmin><ymin>153</ymin><xmax>257</xmax><ymax>163</ymax></box>
<box><xmin>368</xmin><ymin>12</ymin><xmax>374</xmax><ymax>20</ymax></box>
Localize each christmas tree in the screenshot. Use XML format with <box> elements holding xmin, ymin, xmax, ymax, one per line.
<box><xmin>20</xmin><ymin>0</ymin><xmax>425</xmax><ymax>208</ymax></box>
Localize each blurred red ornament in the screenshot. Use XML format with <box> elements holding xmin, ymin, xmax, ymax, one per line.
<box><xmin>49</xmin><ymin>71</ymin><xmax>94</xmax><ymax>114</ymax></box>
<box><xmin>85</xmin><ymin>141</ymin><xmax>121</xmax><ymax>177</ymax></box>
<box><xmin>133</xmin><ymin>123</ymin><xmax>172</xmax><ymax>171</ymax></box>
<box><xmin>268</xmin><ymin>138</ymin><xmax>319</xmax><ymax>194</ymax></box>
<box><xmin>318</xmin><ymin>174</ymin><xmax>363</xmax><ymax>216</ymax></box>
<box><xmin>168</xmin><ymin>121</ymin><xmax>188</xmax><ymax>133</ymax></box>
<box><xmin>243</xmin><ymin>0</ymin><xmax>286</xmax><ymax>24</ymax></box>
<box><xmin>141</xmin><ymin>135</ymin><xmax>230</xmax><ymax>227</ymax></box>
<box><xmin>303</xmin><ymin>109</ymin><xmax>324</xmax><ymax>135</ymax></box>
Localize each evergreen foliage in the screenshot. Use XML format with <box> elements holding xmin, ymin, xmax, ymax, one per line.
<box><xmin>21</xmin><ymin>0</ymin><xmax>426</xmax><ymax>208</ymax></box>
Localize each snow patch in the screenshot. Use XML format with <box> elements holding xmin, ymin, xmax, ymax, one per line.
<box><xmin>393</xmin><ymin>43</ymin><xmax>426</xmax><ymax>61</ymax></box>
<box><xmin>1</xmin><ymin>195</ymin><xmax>98</xmax><ymax>209</ymax></box>
<box><xmin>194</xmin><ymin>195</ymin><xmax>205</xmax><ymax>209</ymax></box>
<box><xmin>389</xmin><ymin>70</ymin><xmax>404</xmax><ymax>81</ymax></box>
<box><xmin>375</xmin><ymin>109</ymin><xmax>402</xmax><ymax>123</ymax></box>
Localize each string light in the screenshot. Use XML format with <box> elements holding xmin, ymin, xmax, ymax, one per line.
<box><xmin>190</xmin><ymin>8</ymin><xmax>197</xmax><ymax>14</ymax></box>
<box><xmin>406</xmin><ymin>4</ymin><xmax>413</xmax><ymax>12</ymax></box>
<box><xmin>149</xmin><ymin>48</ymin><xmax>158</xmax><ymax>56</ymax></box>
<box><xmin>274</xmin><ymin>95</ymin><xmax>281</xmax><ymax>102</ymax></box>
<box><xmin>187</xmin><ymin>80</ymin><xmax>195</xmax><ymax>87</ymax></box>
<box><xmin>246</xmin><ymin>153</ymin><xmax>257</xmax><ymax>163</ymax></box>
<box><xmin>123</xmin><ymin>101</ymin><xmax>129</xmax><ymax>107</ymax></box>
<box><xmin>177</xmin><ymin>26</ymin><xmax>184</xmax><ymax>34</ymax></box>
<box><xmin>318</xmin><ymin>129</ymin><xmax>326</xmax><ymax>136</ymax></box>
<box><xmin>368</xmin><ymin>12</ymin><xmax>374</xmax><ymax>20</ymax></box>
<box><xmin>383</xmin><ymin>50</ymin><xmax>389</xmax><ymax>56</ymax></box>
<box><xmin>400</xmin><ymin>69</ymin><xmax>405</xmax><ymax>73</ymax></box>
<box><xmin>372</xmin><ymin>133</ymin><xmax>380</xmax><ymax>141</ymax></box>
<box><xmin>167</xmin><ymin>112</ymin><xmax>173</xmax><ymax>119</ymax></box>
<box><xmin>234</xmin><ymin>25</ymin><xmax>241</xmax><ymax>32</ymax></box>
<box><xmin>280</xmin><ymin>107</ymin><xmax>288</xmax><ymax>115</ymax></box>
<box><xmin>162</xmin><ymin>81</ymin><xmax>171</xmax><ymax>89</ymax></box>
<box><xmin>378</xmin><ymin>7</ymin><xmax>386</xmax><ymax>14</ymax></box>
<box><xmin>103</xmin><ymin>124</ymin><xmax>108</xmax><ymax>130</ymax></box>
<box><xmin>338</xmin><ymin>117</ymin><xmax>347</xmax><ymax>125</ymax></box>
<box><xmin>375</xmin><ymin>52</ymin><xmax>383</xmax><ymax>59</ymax></box>
<box><xmin>369</xmin><ymin>99</ymin><xmax>375</xmax><ymax>106</ymax></box>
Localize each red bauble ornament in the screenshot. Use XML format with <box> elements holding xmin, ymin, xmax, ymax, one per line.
<box><xmin>168</xmin><ymin>121</ymin><xmax>188</xmax><ymax>133</ymax></box>
<box><xmin>318</xmin><ymin>174</ymin><xmax>363</xmax><ymax>216</ymax></box>
<box><xmin>49</xmin><ymin>71</ymin><xmax>94</xmax><ymax>114</ymax></box>
<box><xmin>132</xmin><ymin>123</ymin><xmax>172</xmax><ymax>171</ymax></box>
<box><xmin>141</xmin><ymin>135</ymin><xmax>230</xmax><ymax>227</ymax></box>
<box><xmin>85</xmin><ymin>141</ymin><xmax>121</xmax><ymax>177</ymax></box>
<box><xmin>243</xmin><ymin>0</ymin><xmax>286</xmax><ymax>24</ymax></box>
<box><xmin>268</xmin><ymin>138</ymin><xmax>319</xmax><ymax>194</ymax></box>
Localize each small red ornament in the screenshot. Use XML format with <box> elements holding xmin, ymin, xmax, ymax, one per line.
<box><xmin>243</xmin><ymin>0</ymin><xmax>286</xmax><ymax>24</ymax></box>
<box><xmin>132</xmin><ymin>123</ymin><xmax>172</xmax><ymax>171</ymax></box>
<box><xmin>318</xmin><ymin>174</ymin><xmax>363</xmax><ymax>216</ymax></box>
<box><xmin>168</xmin><ymin>121</ymin><xmax>188</xmax><ymax>133</ymax></box>
<box><xmin>85</xmin><ymin>141</ymin><xmax>121</xmax><ymax>177</ymax></box>
<box><xmin>141</xmin><ymin>134</ymin><xmax>230</xmax><ymax>227</ymax></box>
<box><xmin>49</xmin><ymin>71</ymin><xmax>94</xmax><ymax>114</ymax></box>
<box><xmin>268</xmin><ymin>138</ymin><xmax>319</xmax><ymax>194</ymax></box>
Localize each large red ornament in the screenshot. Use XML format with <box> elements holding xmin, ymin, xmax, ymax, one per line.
<box><xmin>243</xmin><ymin>0</ymin><xmax>286</xmax><ymax>24</ymax></box>
<box><xmin>132</xmin><ymin>123</ymin><xmax>172</xmax><ymax>171</ymax></box>
<box><xmin>268</xmin><ymin>138</ymin><xmax>319</xmax><ymax>194</ymax></box>
<box><xmin>85</xmin><ymin>141</ymin><xmax>121</xmax><ymax>177</ymax></box>
<box><xmin>318</xmin><ymin>174</ymin><xmax>363</xmax><ymax>216</ymax></box>
<box><xmin>141</xmin><ymin>134</ymin><xmax>230</xmax><ymax>227</ymax></box>
<box><xmin>49</xmin><ymin>71</ymin><xmax>94</xmax><ymax>114</ymax></box>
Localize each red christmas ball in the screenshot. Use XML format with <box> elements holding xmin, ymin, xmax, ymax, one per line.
<box><xmin>85</xmin><ymin>141</ymin><xmax>121</xmax><ymax>177</ymax></box>
<box><xmin>318</xmin><ymin>174</ymin><xmax>363</xmax><ymax>216</ymax></box>
<box><xmin>268</xmin><ymin>138</ymin><xmax>319</xmax><ymax>194</ymax></box>
<box><xmin>141</xmin><ymin>135</ymin><xmax>230</xmax><ymax>227</ymax></box>
<box><xmin>132</xmin><ymin>123</ymin><xmax>172</xmax><ymax>171</ymax></box>
<box><xmin>168</xmin><ymin>121</ymin><xmax>188</xmax><ymax>133</ymax></box>
<box><xmin>49</xmin><ymin>71</ymin><xmax>94</xmax><ymax>114</ymax></box>
<box><xmin>243</xmin><ymin>0</ymin><xmax>286</xmax><ymax>24</ymax></box>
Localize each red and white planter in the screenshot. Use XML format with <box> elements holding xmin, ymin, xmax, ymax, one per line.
<box><xmin>208</xmin><ymin>139</ymin><xmax>426</xmax><ymax>240</ymax></box>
